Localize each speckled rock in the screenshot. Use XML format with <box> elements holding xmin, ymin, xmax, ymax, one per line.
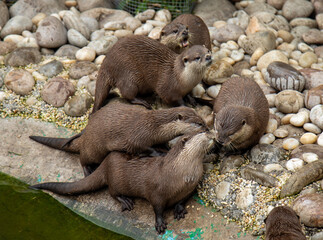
<box><xmin>124</xmin><ymin>17</ymin><xmax>142</xmax><ymax>31</ymax></box>
<box><xmin>4</xmin><ymin>47</ymin><xmax>42</xmax><ymax>67</ymax></box>
<box><xmin>241</xmin><ymin>167</ymin><xmax>279</xmax><ymax>187</ymax></box>
<box><xmin>64</xmin><ymin>92</ymin><xmax>93</xmax><ymax>117</ymax></box>
<box><xmin>244</xmin><ymin>2</ymin><xmax>277</xmax><ymax>15</ymax></box>
<box><xmin>250</xmin><ymin>144</ymin><xmax>283</xmax><ymax>165</ymax></box>
<box><xmin>305</xmin><ymin>85</ymin><xmax>323</xmax><ymax>109</ymax></box>
<box><xmin>4</xmin><ymin>69</ymin><xmax>35</xmax><ymax>95</ymax></box>
<box><xmin>213</xmin><ymin>24</ymin><xmax>245</xmax><ymax>43</ymax></box>
<box><xmin>291</xmin><ymin>26</ymin><xmax>311</xmax><ymax>39</ymax></box>
<box><xmin>290</xmin><ymin>18</ymin><xmax>317</xmax><ymax>28</ymax></box>
<box><xmin>36</xmin><ymin>16</ymin><xmax>67</xmax><ymax>48</ymax></box>
<box><xmin>299</xmin><ymin>68</ymin><xmax>323</xmax><ymax>90</ymax></box>
<box><xmin>0</xmin><ymin>41</ymin><xmax>16</xmax><ymax>55</ymax></box>
<box><xmin>0</xmin><ymin>16</ymin><xmax>33</xmax><ymax>39</ymax></box>
<box><xmin>69</xmin><ymin>61</ymin><xmax>97</xmax><ymax>79</ymax></box>
<box><xmin>257</xmin><ymin>50</ymin><xmax>289</xmax><ymax>71</ymax></box>
<box><xmin>38</xmin><ymin>60</ymin><xmax>64</xmax><ymax>78</ymax></box>
<box><xmin>55</xmin><ymin>44</ymin><xmax>79</xmax><ymax>59</ymax></box>
<box><xmin>293</xmin><ymin>193</ymin><xmax>323</xmax><ymax>227</ymax></box>
<box><xmin>282</xmin><ymin>0</ymin><xmax>314</xmax><ymax>21</ymax></box>
<box><xmin>134</xmin><ymin>23</ymin><xmax>153</xmax><ymax>35</ymax></box>
<box><xmin>310</xmin><ymin>105</ymin><xmax>323</xmax><ymax>129</ymax></box>
<box><xmin>41</xmin><ymin>77</ymin><xmax>75</xmax><ymax>107</ymax></box>
<box><xmin>317</xmin><ymin>13</ymin><xmax>323</xmax><ymax>30</ymax></box>
<box><xmin>252</xmin><ymin>12</ymin><xmax>289</xmax><ymax>32</ymax></box>
<box><xmin>203</xmin><ymin>61</ymin><xmax>234</xmax><ymax>85</ymax></box>
<box><xmin>275</xmin><ymin>90</ymin><xmax>304</xmax><ymax>114</ymax></box>
<box><xmin>299</xmin><ymin>52</ymin><xmax>318</xmax><ymax>68</ymax></box>
<box><xmin>87</xmin><ymin>36</ymin><xmax>118</xmax><ymax>55</ymax></box>
<box><xmin>0</xmin><ymin>1</ymin><xmax>9</xmax><ymax>28</ymax></box>
<box><xmin>67</xmin><ymin>29</ymin><xmax>89</xmax><ymax>48</ymax></box>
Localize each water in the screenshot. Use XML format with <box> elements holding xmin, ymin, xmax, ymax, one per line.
<box><xmin>0</xmin><ymin>172</ymin><xmax>133</xmax><ymax>240</ymax></box>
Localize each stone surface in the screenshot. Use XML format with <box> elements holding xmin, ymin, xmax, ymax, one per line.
<box><xmin>38</xmin><ymin>60</ymin><xmax>64</xmax><ymax>78</ymax></box>
<box><xmin>275</xmin><ymin>90</ymin><xmax>304</xmax><ymax>114</ymax></box>
<box><xmin>299</xmin><ymin>52</ymin><xmax>318</xmax><ymax>68</ymax></box>
<box><xmin>213</xmin><ymin>24</ymin><xmax>245</xmax><ymax>43</ymax></box>
<box><xmin>305</xmin><ymin>85</ymin><xmax>323</xmax><ymax>109</ymax></box>
<box><xmin>0</xmin><ymin>41</ymin><xmax>16</xmax><ymax>55</ymax></box>
<box><xmin>238</xmin><ymin>31</ymin><xmax>276</xmax><ymax>55</ymax></box>
<box><xmin>282</xmin><ymin>138</ymin><xmax>300</xmax><ymax>150</ymax></box>
<box><xmin>41</xmin><ymin>77</ymin><xmax>75</xmax><ymax>107</ymax></box>
<box><xmin>87</xmin><ymin>36</ymin><xmax>118</xmax><ymax>55</ymax></box>
<box><xmin>244</xmin><ymin>2</ymin><xmax>277</xmax><ymax>15</ymax></box>
<box><xmin>290</xmin><ymin>144</ymin><xmax>323</xmax><ymax>159</ymax></box>
<box><xmin>64</xmin><ymin>93</ymin><xmax>93</xmax><ymax>117</ymax></box>
<box><xmin>282</xmin><ymin>0</ymin><xmax>314</xmax><ymax>21</ymax></box>
<box><xmin>77</xmin><ymin>0</ymin><xmax>112</xmax><ymax>12</ymax></box>
<box><xmin>250</xmin><ymin>144</ymin><xmax>283</xmax><ymax>165</ymax></box>
<box><xmin>5</xmin><ymin>47</ymin><xmax>42</xmax><ymax>67</ymax></box>
<box><xmin>299</xmin><ymin>68</ymin><xmax>323</xmax><ymax>90</ymax></box>
<box><xmin>36</xmin><ymin>16</ymin><xmax>67</xmax><ymax>49</ymax></box>
<box><xmin>0</xmin><ymin>16</ymin><xmax>33</xmax><ymax>39</ymax></box>
<box><xmin>4</xmin><ymin>69</ymin><xmax>35</xmax><ymax>95</ymax></box>
<box><xmin>63</xmin><ymin>11</ymin><xmax>90</xmax><ymax>40</ymax></box>
<box><xmin>75</xmin><ymin>47</ymin><xmax>96</xmax><ymax>62</ymax></box>
<box><xmin>310</xmin><ymin>105</ymin><xmax>323</xmax><ymax>129</ymax></box>
<box><xmin>257</xmin><ymin>50</ymin><xmax>289</xmax><ymax>71</ymax></box>
<box><xmin>67</xmin><ymin>29</ymin><xmax>89</xmax><ymax>48</ymax></box>
<box><xmin>0</xmin><ymin>1</ymin><xmax>9</xmax><ymax>28</ymax></box>
<box><xmin>55</xmin><ymin>44</ymin><xmax>80</xmax><ymax>59</ymax></box>
<box><xmin>203</xmin><ymin>61</ymin><xmax>234</xmax><ymax>85</ymax></box>
<box><xmin>236</xmin><ymin>188</ymin><xmax>253</xmax><ymax>209</ymax></box>
<box><xmin>69</xmin><ymin>61</ymin><xmax>97</xmax><ymax>79</ymax></box>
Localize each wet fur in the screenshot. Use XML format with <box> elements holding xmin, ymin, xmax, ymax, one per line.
<box><xmin>92</xmin><ymin>35</ymin><xmax>211</xmax><ymax>113</ymax></box>
<box><xmin>213</xmin><ymin>77</ymin><xmax>269</xmax><ymax>152</ymax></box>
<box><xmin>160</xmin><ymin>14</ymin><xmax>211</xmax><ymax>54</ymax></box>
<box><xmin>265</xmin><ymin>206</ymin><xmax>306</xmax><ymax>240</ymax></box>
<box><xmin>31</xmin><ymin>132</ymin><xmax>214</xmax><ymax>234</ymax></box>
<box><xmin>30</xmin><ymin>100</ymin><xmax>206</xmax><ymax>176</ymax></box>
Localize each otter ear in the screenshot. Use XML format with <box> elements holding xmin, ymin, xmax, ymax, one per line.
<box><xmin>181</xmin><ymin>135</ymin><xmax>190</xmax><ymax>143</ymax></box>
<box><xmin>264</xmin><ymin>216</ymin><xmax>267</xmax><ymax>224</ymax></box>
<box><xmin>160</xmin><ymin>30</ymin><xmax>165</xmax><ymax>36</ymax></box>
<box><xmin>242</xmin><ymin>119</ymin><xmax>246</xmax><ymax>125</ymax></box>
<box><xmin>177</xmin><ymin>113</ymin><xmax>183</xmax><ymax>120</ymax></box>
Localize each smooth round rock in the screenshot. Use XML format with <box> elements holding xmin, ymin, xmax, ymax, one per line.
<box><xmin>4</xmin><ymin>69</ymin><xmax>35</xmax><ymax>95</ymax></box>
<box><xmin>302</xmin><ymin>29</ymin><xmax>323</xmax><ymax>45</ymax></box>
<box><xmin>191</xmin><ymin>84</ymin><xmax>205</xmax><ymax>98</ymax></box>
<box><xmin>282</xmin><ymin>0</ymin><xmax>314</xmax><ymax>21</ymax></box>
<box><xmin>16</xmin><ymin>37</ymin><xmax>39</xmax><ymax>49</ymax></box>
<box><xmin>62</xmin><ymin>11</ymin><xmax>90</xmax><ymax>40</ymax></box>
<box><xmin>213</xmin><ymin>24</ymin><xmax>245</xmax><ymax>43</ymax></box>
<box><xmin>299</xmin><ymin>52</ymin><xmax>318</xmax><ymax>68</ymax></box>
<box><xmin>259</xmin><ymin>133</ymin><xmax>275</xmax><ymax>144</ymax></box>
<box><xmin>41</xmin><ymin>77</ymin><xmax>75</xmax><ymax>107</ymax></box>
<box><xmin>36</xmin><ymin>16</ymin><xmax>67</xmax><ymax>48</ymax></box>
<box><xmin>67</xmin><ymin>29</ymin><xmax>89</xmax><ymax>48</ymax></box>
<box><xmin>266</xmin><ymin>119</ymin><xmax>278</xmax><ymax>133</ymax></box>
<box><xmin>300</xmin><ymin>132</ymin><xmax>318</xmax><ymax>145</ymax></box>
<box><xmin>250</xmin><ymin>144</ymin><xmax>282</xmax><ymax>164</ymax></box>
<box><xmin>239</xmin><ymin>31</ymin><xmax>276</xmax><ymax>56</ymax></box>
<box><xmin>283</xmin><ymin>138</ymin><xmax>300</xmax><ymax>150</ymax></box>
<box><xmin>257</xmin><ymin>50</ymin><xmax>289</xmax><ymax>71</ymax></box>
<box><xmin>38</xmin><ymin>60</ymin><xmax>64</xmax><ymax>78</ymax></box>
<box><xmin>55</xmin><ymin>44</ymin><xmax>79</xmax><ymax>59</ymax></box>
<box><xmin>115</xmin><ymin>29</ymin><xmax>133</xmax><ymax>39</ymax></box>
<box><xmin>69</xmin><ymin>61</ymin><xmax>97</xmax><ymax>79</ymax></box>
<box><xmin>87</xmin><ymin>36</ymin><xmax>118</xmax><ymax>55</ymax></box>
<box><xmin>0</xmin><ymin>1</ymin><xmax>9</xmax><ymax>28</ymax></box>
<box><xmin>135</xmin><ymin>9</ymin><xmax>155</xmax><ymax>22</ymax></box>
<box><xmin>0</xmin><ymin>15</ymin><xmax>33</xmax><ymax>39</ymax></box>
<box><xmin>134</xmin><ymin>23</ymin><xmax>153</xmax><ymax>35</ymax></box>
<box><xmin>4</xmin><ymin>47</ymin><xmax>42</xmax><ymax>67</ymax></box>
<box><xmin>302</xmin><ymin>152</ymin><xmax>319</xmax><ymax>163</ymax></box>
<box><xmin>263</xmin><ymin>163</ymin><xmax>284</xmax><ymax>173</ymax></box>
<box><xmin>275</xmin><ymin>90</ymin><xmax>304</xmax><ymax>114</ymax></box>
<box><xmin>0</xmin><ymin>41</ymin><xmax>16</xmax><ymax>55</ymax></box>
<box><xmin>32</xmin><ymin>13</ymin><xmax>46</xmax><ymax>26</ymax></box>
<box><xmin>153</xmin><ymin>9</ymin><xmax>171</xmax><ymax>23</ymax></box>
<box><xmin>75</xmin><ymin>47</ymin><xmax>96</xmax><ymax>62</ymax></box>
<box><xmin>286</xmin><ymin>158</ymin><xmax>304</xmax><ymax>171</ymax></box>
<box><xmin>317</xmin><ymin>133</ymin><xmax>323</xmax><ymax>146</ymax></box>
<box><xmin>273</xmin><ymin>128</ymin><xmax>289</xmax><ymax>138</ymax></box>
<box><xmin>125</xmin><ymin>17</ymin><xmax>142</xmax><ymax>31</ymax></box>
<box><xmin>206</xmin><ymin>85</ymin><xmax>222</xmax><ymax>99</ymax></box>
<box><xmin>293</xmin><ymin>193</ymin><xmax>323</xmax><ymax>227</ymax></box>
<box><xmin>303</xmin><ymin>123</ymin><xmax>322</xmax><ymax>134</ymax></box>
<box><xmin>94</xmin><ymin>55</ymin><xmax>105</xmax><ymax>65</ymax></box>
<box><xmin>64</xmin><ymin>93</ymin><xmax>93</xmax><ymax>117</ymax></box>
<box><xmin>290</xmin><ymin>112</ymin><xmax>309</xmax><ymax>127</ymax></box>
<box><xmin>310</xmin><ymin>105</ymin><xmax>323</xmax><ymax>129</ymax></box>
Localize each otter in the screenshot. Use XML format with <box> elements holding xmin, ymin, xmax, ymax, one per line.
<box><xmin>31</xmin><ymin>132</ymin><xmax>214</xmax><ymax>234</ymax></box>
<box><xmin>265</xmin><ymin>206</ymin><xmax>306</xmax><ymax>240</ymax></box>
<box><xmin>213</xmin><ymin>77</ymin><xmax>269</xmax><ymax>152</ymax></box>
<box><xmin>92</xmin><ymin>35</ymin><xmax>212</xmax><ymax>113</ymax></box>
<box><xmin>159</xmin><ymin>14</ymin><xmax>212</xmax><ymax>54</ymax></box>
<box><xmin>30</xmin><ymin>100</ymin><xmax>206</xmax><ymax>176</ymax></box>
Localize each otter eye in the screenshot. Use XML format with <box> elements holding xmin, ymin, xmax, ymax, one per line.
<box><xmin>161</xmin><ymin>31</ymin><xmax>165</xmax><ymax>36</ymax></box>
<box><xmin>195</xmin><ymin>57</ymin><xmax>201</xmax><ymax>61</ymax></box>
<box><xmin>173</xmin><ymin>30</ymin><xmax>178</xmax><ymax>34</ymax></box>
<box><xmin>242</xmin><ymin>120</ymin><xmax>246</xmax><ymax>125</ymax></box>
<box><xmin>183</xmin><ymin>58</ymin><xmax>188</xmax><ymax>63</ymax></box>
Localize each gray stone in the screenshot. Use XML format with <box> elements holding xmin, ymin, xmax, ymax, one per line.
<box><xmin>244</xmin><ymin>2</ymin><xmax>277</xmax><ymax>15</ymax></box>
<box><xmin>290</xmin><ymin>144</ymin><xmax>323</xmax><ymax>160</ymax></box>
<box><xmin>55</xmin><ymin>44</ymin><xmax>80</xmax><ymax>59</ymax></box>
<box><xmin>290</xmin><ymin>18</ymin><xmax>317</xmax><ymax>28</ymax></box>
<box><xmin>313</xmin><ymin>0</ymin><xmax>323</xmax><ymax>14</ymax></box>
<box><xmin>0</xmin><ymin>1</ymin><xmax>9</xmax><ymax>28</ymax></box>
<box><xmin>38</xmin><ymin>60</ymin><xmax>64</xmax><ymax>78</ymax></box>
<box><xmin>282</xmin><ymin>0</ymin><xmax>314</xmax><ymax>21</ymax></box>
<box><xmin>252</xmin><ymin>12</ymin><xmax>290</xmax><ymax>32</ymax></box>
<box><xmin>36</xmin><ymin>16</ymin><xmax>67</xmax><ymax>48</ymax></box>
<box><xmin>291</xmin><ymin>26</ymin><xmax>311</xmax><ymax>39</ymax></box>
<box><xmin>310</xmin><ymin>105</ymin><xmax>323</xmax><ymax>129</ymax></box>
<box><xmin>5</xmin><ymin>47</ymin><xmax>42</xmax><ymax>67</ymax></box>
<box><xmin>0</xmin><ymin>41</ymin><xmax>16</xmax><ymax>55</ymax></box>
<box><xmin>240</xmin><ymin>167</ymin><xmax>279</xmax><ymax>187</ymax></box>
<box><xmin>250</xmin><ymin>144</ymin><xmax>283</xmax><ymax>165</ymax></box>
<box><xmin>239</xmin><ymin>31</ymin><xmax>276</xmax><ymax>55</ymax></box>
<box><xmin>67</xmin><ymin>29</ymin><xmax>89</xmax><ymax>48</ymax></box>
<box><xmin>135</xmin><ymin>9</ymin><xmax>155</xmax><ymax>22</ymax></box>
<box><xmin>305</xmin><ymin>85</ymin><xmax>323</xmax><ymax>109</ymax></box>
<box><xmin>227</xmin><ymin>10</ymin><xmax>250</xmax><ymax>30</ymax></box>
<box><xmin>215</xmin><ymin>181</ymin><xmax>231</xmax><ymax>200</ymax></box>
<box><xmin>299</xmin><ymin>68</ymin><xmax>323</xmax><ymax>90</ymax></box>
<box><xmin>63</xmin><ymin>11</ymin><xmax>90</xmax><ymax>40</ymax></box>
<box><xmin>0</xmin><ymin>16</ymin><xmax>33</xmax><ymax>39</ymax></box>
<box><xmin>311</xmin><ymin>231</ymin><xmax>323</xmax><ymax>240</ymax></box>
<box><xmin>4</xmin><ymin>69</ymin><xmax>35</xmax><ymax>95</ymax></box>
<box><xmin>41</xmin><ymin>77</ymin><xmax>75</xmax><ymax>107</ymax></box>
<box><xmin>9</xmin><ymin>0</ymin><xmax>66</xmax><ymax>19</ymax></box>
<box><xmin>267</xmin><ymin>0</ymin><xmax>286</xmax><ymax>10</ymax></box>
<box><xmin>219</xmin><ymin>155</ymin><xmax>245</xmax><ymax>174</ymax></box>
<box><xmin>302</xmin><ymin>29</ymin><xmax>323</xmax><ymax>44</ymax></box>
<box><xmin>213</xmin><ymin>24</ymin><xmax>245</xmax><ymax>43</ymax></box>
<box><xmin>77</xmin><ymin>0</ymin><xmax>113</xmax><ymax>12</ymax></box>
<box><xmin>64</xmin><ymin>93</ymin><xmax>93</xmax><ymax>117</ymax></box>
<box><xmin>69</xmin><ymin>61</ymin><xmax>97</xmax><ymax>79</ymax></box>
<box><xmin>87</xmin><ymin>36</ymin><xmax>118</xmax><ymax>55</ymax></box>
<box><xmin>87</xmin><ymin>80</ymin><xmax>96</xmax><ymax>96</ymax></box>
<box><xmin>80</xmin><ymin>16</ymin><xmax>99</xmax><ymax>33</ymax></box>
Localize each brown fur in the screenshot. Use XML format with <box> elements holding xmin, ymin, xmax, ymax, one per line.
<box><xmin>213</xmin><ymin>77</ymin><xmax>269</xmax><ymax>152</ymax></box>
<box><xmin>160</xmin><ymin>14</ymin><xmax>211</xmax><ymax>54</ymax></box>
<box><xmin>30</xmin><ymin>100</ymin><xmax>206</xmax><ymax>176</ymax></box>
<box><xmin>31</xmin><ymin>132</ymin><xmax>214</xmax><ymax>234</ymax></box>
<box><xmin>92</xmin><ymin>35</ymin><xmax>212</xmax><ymax>113</ymax></box>
<box><xmin>265</xmin><ymin>206</ymin><xmax>306</xmax><ymax>240</ymax></box>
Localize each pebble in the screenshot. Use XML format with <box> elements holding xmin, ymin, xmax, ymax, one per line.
<box><xmin>290</xmin><ymin>112</ymin><xmax>309</xmax><ymax>127</ymax></box>
<box><xmin>282</xmin><ymin>0</ymin><xmax>314</xmax><ymax>21</ymax></box>
<box><xmin>80</xmin><ymin>16</ymin><xmax>99</xmax><ymax>33</ymax></box>
<box><xmin>275</xmin><ymin>90</ymin><xmax>304</xmax><ymax>114</ymax></box>
<box><xmin>213</xmin><ymin>24</ymin><xmax>245</xmax><ymax>43</ymax></box>
<box><xmin>302</xmin><ymin>29</ymin><xmax>323</xmax><ymax>45</ymax></box>
<box><xmin>286</xmin><ymin>158</ymin><xmax>304</xmax><ymax>171</ymax></box>
<box><xmin>206</xmin><ymin>85</ymin><xmax>221</xmax><ymax>98</ymax></box>
<box><xmin>236</xmin><ymin>188</ymin><xmax>253</xmax><ymax>209</ymax></box>
<box><xmin>0</xmin><ymin>91</ymin><xmax>8</xmax><ymax>101</ymax></box>
<box><xmin>115</xmin><ymin>29</ymin><xmax>133</xmax><ymax>39</ymax></box>
<box><xmin>32</xmin><ymin>13</ymin><xmax>47</xmax><ymax>26</ymax></box>
<box><xmin>283</xmin><ymin>138</ymin><xmax>300</xmax><ymax>150</ymax></box>
<box><xmin>303</xmin><ymin>123</ymin><xmax>322</xmax><ymax>134</ymax></box>
<box><xmin>250</xmin><ymin>144</ymin><xmax>282</xmax><ymax>164</ymax></box>
<box><xmin>239</xmin><ymin>32</ymin><xmax>276</xmax><ymax>56</ymax></box>
<box><xmin>64</xmin><ymin>92</ymin><xmax>93</xmax><ymax>117</ymax></box>
<box><xmin>62</xmin><ymin>11</ymin><xmax>90</xmax><ymax>40</ymax></box>
<box><xmin>259</xmin><ymin>133</ymin><xmax>275</xmax><ymax>144</ymax></box>
<box><xmin>75</xmin><ymin>47</ymin><xmax>96</xmax><ymax>62</ymax></box>
<box><xmin>134</xmin><ymin>23</ymin><xmax>153</xmax><ymax>35</ymax></box>
<box><xmin>317</xmin><ymin>133</ymin><xmax>323</xmax><ymax>146</ymax></box>
<box><xmin>0</xmin><ymin>41</ymin><xmax>16</xmax><ymax>55</ymax></box>
<box><xmin>230</xmin><ymin>50</ymin><xmax>244</xmax><ymax>62</ymax></box>
<box><xmin>263</xmin><ymin>163</ymin><xmax>284</xmax><ymax>173</ymax></box>
<box><xmin>77</xmin><ymin>76</ymin><xmax>91</xmax><ymax>89</ymax></box>
<box><xmin>317</xmin><ymin>13</ymin><xmax>323</xmax><ymax>30</ymax></box>
<box><xmin>17</xmin><ymin>37</ymin><xmax>39</xmax><ymax>49</ymax></box>
<box><xmin>87</xmin><ymin>81</ymin><xmax>96</xmax><ymax>96</ymax></box>
<box><xmin>135</xmin><ymin>9</ymin><xmax>155</xmax><ymax>22</ymax></box>
<box><xmin>0</xmin><ymin>1</ymin><xmax>8</xmax><ymax>29</ymax></box>
<box><xmin>4</xmin><ymin>69</ymin><xmax>35</xmax><ymax>96</ymax></box>
<box><xmin>266</xmin><ymin>119</ymin><xmax>278</xmax><ymax>133</ymax></box>
<box><xmin>305</xmin><ymin>85</ymin><xmax>323</xmax><ymax>109</ymax></box>
<box><xmin>87</xmin><ymin>36</ymin><xmax>118</xmax><ymax>55</ymax></box>
<box><xmin>300</xmin><ymin>132</ymin><xmax>318</xmax><ymax>145</ymax></box>
<box><xmin>273</xmin><ymin>128</ymin><xmax>289</xmax><ymax>138</ymax></box>
<box><xmin>250</xmin><ymin>47</ymin><xmax>264</xmax><ymax>66</ymax></box>
<box><xmin>277</xmin><ymin>29</ymin><xmax>294</xmax><ymax>43</ymax></box>
<box><xmin>41</xmin><ymin>77</ymin><xmax>75</xmax><ymax>107</ymax></box>
<box><xmin>125</xmin><ymin>17</ymin><xmax>142</xmax><ymax>31</ymax></box>
<box><xmin>302</xmin><ymin>153</ymin><xmax>319</xmax><ymax>163</ymax></box>
<box><xmin>38</xmin><ymin>60</ymin><xmax>64</xmax><ymax>78</ymax></box>
<box><xmin>290</xmin><ymin>18</ymin><xmax>317</xmax><ymax>28</ymax></box>
<box><xmin>266</xmin><ymin>94</ymin><xmax>276</xmax><ymax>108</ymax></box>
<box><xmin>67</xmin><ymin>29</ymin><xmax>89</xmax><ymax>48</ymax></box>
<box><xmin>215</xmin><ymin>181</ymin><xmax>231</xmax><ymax>200</ymax></box>
<box><xmin>299</xmin><ymin>52</ymin><xmax>318</xmax><ymax>68</ymax></box>
<box><xmin>298</xmin><ymin>42</ymin><xmax>313</xmax><ymax>53</ymax></box>
<box><xmin>55</xmin><ymin>44</ymin><xmax>79</xmax><ymax>59</ymax></box>
<box><xmin>191</xmin><ymin>84</ymin><xmax>205</xmax><ymax>98</ymax></box>
<box><xmin>0</xmin><ymin>15</ymin><xmax>33</xmax><ymax>39</ymax></box>
<box><xmin>204</xmin><ymin>60</ymin><xmax>234</xmax><ymax>85</ymax></box>
<box><xmin>3</xmin><ymin>34</ymin><xmax>25</xmax><ymax>44</ymax></box>
<box><xmin>69</xmin><ymin>61</ymin><xmax>97</xmax><ymax>79</ymax></box>
<box><xmin>5</xmin><ymin>47</ymin><xmax>42</xmax><ymax>67</ymax></box>
<box><xmin>257</xmin><ymin>50</ymin><xmax>289</xmax><ymax>71</ymax></box>
<box><xmin>299</xmin><ymin>68</ymin><xmax>323</xmax><ymax>90</ymax></box>
<box><xmin>103</xmin><ymin>21</ymin><xmax>126</xmax><ymax>31</ymax></box>
<box><xmin>153</xmin><ymin>9</ymin><xmax>171</xmax><ymax>23</ymax></box>
<box><xmin>310</xmin><ymin>105</ymin><xmax>323</xmax><ymax>130</ymax></box>
<box><xmin>94</xmin><ymin>55</ymin><xmax>105</xmax><ymax>65</ymax></box>
<box><xmin>148</xmin><ymin>27</ymin><xmax>162</xmax><ymax>40</ymax></box>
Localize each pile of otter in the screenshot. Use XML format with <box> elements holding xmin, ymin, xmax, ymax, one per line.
<box><xmin>1</xmin><ymin>0</ymin><xmax>323</xmax><ymax>238</ymax></box>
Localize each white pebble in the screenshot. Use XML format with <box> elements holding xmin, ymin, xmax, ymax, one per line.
<box><xmin>241</xmin><ymin>69</ymin><xmax>254</xmax><ymax>78</ymax></box>
<box><xmin>283</xmin><ymin>138</ymin><xmax>300</xmax><ymax>150</ymax></box>
<box><xmin>266</xmin><ymin>119</ymin><xmax>278</xmax><ymax>133</ymax></box>
<box><xmin>226</xmin><ymin>40</ymin><xmax>239</xmax><ymax>50</ymax></box>
<box><xmin>134</xmin><ymin>23</ymin><xmax>153</xmax><ymax>35</ymax></box>
<box><xmin>300</xmin><ymin>132</ymin><xmax>318</xmax><ymax>144</ymax></box>
<box><xmin>290</xmin><ymin>112</ymin><xmax>309</xmax><ymax>127</ymax></box>
<box><xmin>75</xmin><ymin>47</ymin><xmax>96</xmax><ymax>62</ymax></box>
<box><xmin>298</xmin><ymin>42</ymin><xmax>313</xmax><ymax>52</ymax></box>
<box><xmin>281</xmin><ymin>114</ymin><xmax>294</xmax><ymax>125</ymax></box>
<box><xmin>0</xmin><ymin>91</ymin><xmax>9</xmax><ymax>101</ymax></box>
<box><xmin>259</xmin><ymin>133</ymin><xmax>275</xmax><ymax>144</ymax></box>
<box><xmin>303</xmin><ymin>123</ymin><xmax>322</xmax><ymax>134</ymax></box>
<box><xmin>264</xmin><ymin>164</ymin><xmax>284</xmax><ymax>173</ymax></box>
<box><xmin>250</xmin><ymin>47</ymin><xmax>264</xmax><ymax>66</ymax></box>
<box><xmin>94</xmin><ymin>55</ymin><xmax>105</xmax><ymax>65</ymax></box>
<box><xmin>3</xmin><ymin>34</ymin><xmax>24</xmax><ymax>44</ymax></box>
<box><xmin>286</xmin><ymin>158</ymin><xmax>304</xmax><ymax>172</ymax></box>
<box><xmin>302</xmin><ymin>153</ymin><xmax>318</xmax><ymax>163</ymax></box>
<box><xmin>191</xmin><ymin>84</ymin><xmax>205</xmax><ymax>98</ymax></box>
<box><xmin>266</xmin><ymin>94</ymin><xmax>276</xmax><ymax>108</ymax></box>
<box><xmin>317</xmin><ymin>133</ymin><xmax>323</xmax><ymax>146</ymax></box>
<box><xmin>273</xmin><ymin>128</ymin><xmax>289</xmax><ymax>138</ymax></box>
<box><xmin>230</xmin><ymin>50</ymin><xmax>244</xmax><ymax>62</ymax></box>
<box><xmin>32</xmin><ymin>71</ymin><xmax>47</xmax><ymax>81</ymax></box>
<box><xmin>206</xmin><ymin>85</ymin><xmax>221</xmax><ymax>99</ymax></box>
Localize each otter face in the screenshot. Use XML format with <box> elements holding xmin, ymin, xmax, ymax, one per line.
<box><xmin>160</xmin><ymin>23</ymin><xmax>190</xmax><ymax>51</ymax></box>
<box><xmin>182</xmin><ymin>45</ymin><xmax>212</xmax><ymax>70</ymax></box>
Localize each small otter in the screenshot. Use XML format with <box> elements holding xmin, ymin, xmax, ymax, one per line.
<box><xmin>160</xmin><ymin>14</ymin><xmax>212</xmax><ymax>54</ymax></box>
<box><xmin>30</xmin><ymin>100</ymin><xmax>206</xmax><ymax>176</ymax></box>
<box><xmin>92</xmin><ymin>35</ymin><xmax>212</xmax><ymax>113</ymax></box>
<box><xmin>265</xmin><ymin>206</ymin><xmax>306</xmax><ymax>240</ymax></box>
<box><xmin>213</xmin><ymin>77</ymin><xmax>269</xmax><ymax>152</ymax></box>
<box><xmin>31</xmin><ymin>132</ymin><xmax>214</xmax><ymax>234</ymax></box>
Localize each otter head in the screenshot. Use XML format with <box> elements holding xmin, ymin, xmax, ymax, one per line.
<box><xmin>214</xmin><ymin>106</ymin><xmax>255</xmax><ymax>151</ymax></box>
<box><xmin>160</xmin><ymin>22</ymin><xmax>190</xmax><ymax>53</ymax></box>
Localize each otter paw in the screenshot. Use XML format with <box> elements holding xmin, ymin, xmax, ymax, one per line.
<box><xmin>117</xmin><ymin>196</ymin><xmax>134</xmax><ymax>211</ymax></box>
<box><xmin>174</xmin><ymin>204</ymin><xmax>188</xmax><ymax>220</ymax></box>
<box><xmin>155</xmin><ymin>219</ymin><xmax>167</xmax><ymax>234</ymax></box>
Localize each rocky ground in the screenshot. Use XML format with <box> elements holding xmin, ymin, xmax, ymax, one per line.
<box><xmin>0</xmin><ymin>0</ymin><xmax>323</xmax><ymax>239</ymax></box>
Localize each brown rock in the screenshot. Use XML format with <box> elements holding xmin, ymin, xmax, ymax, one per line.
<box><xmin>316</xmin><ymin>13</ymin><xmax>323</xmax><ymax>30</ymax></box>
<box><xmin>313</xmin><ymin>0</ymin><xmax>323</xmax><ymax>14</ymax></box>
<box><xmin>267</xmin><ymin>0</ymin><xmax>287</xmax><ymax>9</ymax></box>
<box><xmin>299</xmin><ymin>68</ymin><xmax>323</xmax><ymax>89</ymax></box>
<box><xmin>4</xmin><ymin>69</ymin><xmax>35</xmax><ymax>95</ymax></box>
<box><xmin>290</xmin><ymin>144</ymin><xmax>323</xmax><ymax>159</ymax></box>
<box><xmin>302</xmin><ymin>29</ymin><xmax>323</xmax><ymax>44</ymax></box>
<box><xmin>0</xmin><ymin>41</ymin><xmax>16</xmax><ymax>55</ymax></box>
<box><xmin>233</xmin><ymin>61</ymin><xmax>250</xmax><ymax>76</ymax></box>
<box><xmin>305</xmin><ymin>85</ymin><xmax>323</xmax><ymax>109</ymax></box>
<box><xmin>314</xmin><ymin>46</ymin><xmax>323</xmax><ymax>58</ymax></box>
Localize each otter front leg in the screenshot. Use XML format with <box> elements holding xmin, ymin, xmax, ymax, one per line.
<box><xmin>116</xmin><ymin>196</ymin><xmax>134</xmax><ymax>211</ymax></box>
<box><xmin>174</xmin><ymin>201</ymin><xmax>188</xmax><ymax>220</ymax></box>
<box><xmin>153</xmin><ymin>205</ymin><xmax>167</xmax><ymax>234</ymax></box>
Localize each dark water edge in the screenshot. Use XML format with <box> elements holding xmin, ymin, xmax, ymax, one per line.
<box><xmin>0</xmin><ymin>172</ymin><xmax>133</xmax><ymax>240</ymax></box>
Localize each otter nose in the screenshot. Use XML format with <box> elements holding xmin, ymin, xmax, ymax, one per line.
<box><xmin>183</xmin><ymin>30</ymin><xmax>188</xmax><ymax>36</ymax></box>
<box><xmin>205</xmin><ymin>55</ymin><xmax>212</xmax><ymax>61</ymax></box>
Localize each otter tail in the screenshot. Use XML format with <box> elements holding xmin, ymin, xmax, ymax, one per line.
<box><xmin>29</xmin><ymin>133</ymin><xmax>82</xmax><ymax>153</ymax></box>
<box><xmin>30</xmin><ymin>163</ymin><xmax>107</xmax><ymax>195</ymax></box>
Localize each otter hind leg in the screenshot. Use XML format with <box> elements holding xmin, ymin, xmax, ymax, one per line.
<box><xmin>153</xmin><ymin>205</ymin><xmax>167</xmax><ymax>234</ymax></box>
<box><xmin>116</xmin><ymin>196</ymin><xmax>134</xmax><ymax>211</ymax></box>
<box><xmin>174</xmin><ymin>202</ymin><xmax>188</xmax><ymax>220</ymax></box>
